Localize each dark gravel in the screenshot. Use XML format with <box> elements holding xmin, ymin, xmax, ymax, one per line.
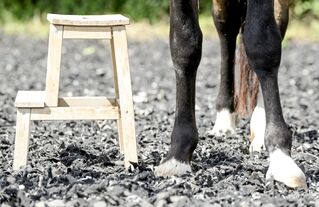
<box><xmin>0</xmin><ymin>32</ymin><xmax>319</xmax><ymax>206</ymax></box>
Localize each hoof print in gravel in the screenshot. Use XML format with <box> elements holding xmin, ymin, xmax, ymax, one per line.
<box><xmin>266</xmin><ymin>149</ymin><xmax>307</xmax><ymax>189</ymax></box>
<box><xmin>154</xmin><ymin>158</ymin><xmax>191</xmax><ymax>177</ymax></box>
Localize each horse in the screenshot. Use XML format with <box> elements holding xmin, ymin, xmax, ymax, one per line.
<box><xmin>154</xmin><ymin>0</ymin><xmax>307</xmax><ymax>188</ymax></box>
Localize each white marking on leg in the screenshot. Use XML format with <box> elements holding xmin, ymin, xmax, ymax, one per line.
<box><xmin>154</xmin><ymin>158</ymin><xmax>191</xmax><ymax>177</ymax></box>
<box><xmin>210</xmin><ymin>109</ymin><xmax>236</xmax><ymax>136</ymax></box>
<box><xmin>250</xmin><ymin>89</ymin><xmax>266</xmax><ymax>152</ymax></box>
<box><xmin>266</xmin><ymin>149</ymin><xmax>307</xmax><ymax>188</ymax></box>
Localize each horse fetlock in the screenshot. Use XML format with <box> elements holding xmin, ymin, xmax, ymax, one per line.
<box><xmin>210</xmin><ymin>109</ymin><xmax>237</xmax><ymax>137</ymax></box>
<box><xmin>154</xmin><ymin>123</ymin><xmax>197</xmax><ymax>177</ymax></box>
<box><xmin>266</xmin><ymin>149</ymin><xmax>307</xmax><ymax>188</ymax></box>
<box><xmin>170</xmin><ymin>123</ymin><xmax>198</xmax><ymax>160</ymax></box>
<box><xmin>264</xmin><ymin>122</ymin><xmax>292</xmax><ymax>153</ymax></box>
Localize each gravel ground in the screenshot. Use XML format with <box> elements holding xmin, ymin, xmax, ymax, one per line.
<box><xmin>0</xmin><ymin>32</ymin><xmax>319</xmax><ymax>207</ymax></box>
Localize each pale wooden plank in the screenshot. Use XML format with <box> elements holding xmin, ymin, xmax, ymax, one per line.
<box><xmin>15</xmin><ymin>91</ymin><xmax>45</xmax><ymax>108</ymax></box>
<box><xmin>30</xmin><ymin>106</ymin><xmax>119</xmax><ymax>120</ymax></box>
<box><xmin>58</xmin><ymin>97</ymin><xmax>117</xmax><ymax>107</ymax></box>
<box><xmin>13</xmin><ymin>108</ymin><xmax>31</xmax><ymax>171</ymax></box>
<box><xmin>47</xmin><ymin>14</ymin><xmax>129</xmax><ymax>26</ymax></box>
<box><xmin>111</xmin><ymin>26</ymin><xmax>138</xmax><ymax>168</ymax></box>
<box><xmin>110</xmin><ymin>38</ymin><xmax>124</xmax><ymax>153</ymax></box>
<box><xmin>63</xmin><ymin>26</ymin><xmax>111</xmax><ymax>39</ymax></box>
<box><xmin>45</xmin><ymin>24</ymin><xmax>63</xmax><ymax>106</ymax></box>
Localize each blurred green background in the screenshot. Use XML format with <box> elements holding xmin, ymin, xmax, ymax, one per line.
<box><xmin>1</xmin><ymin>0</ymin><xmax>318</xmax><ymax>22</ymax></box>
<box><xmin>0</xmin><ymin>0</ymin><xmax>318</xmax><ymax>40</ymax></box>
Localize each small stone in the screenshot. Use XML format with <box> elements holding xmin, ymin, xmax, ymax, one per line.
<box><xmin>110</xmin><ymin>186</ymin><xmax>125</xmax><ymax>196</ymax></box>
<box><xmin>18</xmin><ymin>185</ymin><xmax>25</xmax><ymax>190</ymax></box>
<box><xmin>1</xmin><ymin>204</ymin><xmax>12</xmax><ymax>207</ymax></box>
<box><xmin>93</xmin><ymin>201</ymin><xmax>107</xmax><ymax>207</ymax></box>
<box><xmin>46</xmin><ymin>200</ymin><xmax>65</xmax><ymax>207</ymax></box>
<box><xmin>6</xmin><ymin>176</ymin><xmax>15</xmax><ymax>183</ymax></box>
<box><xmin>114</xmin><ymin>161</ymin><xmax>124</xmax><ymax>166</ymax></box>
<box><xmin>155</xmin><ymin>199</ymin><xmax>167</xmax><ymax>207</ymax></box>
<box><xmin>156</xmin><ymin>192</ymin><xmax>170</xmax><ymax>201</ymax></box>
<box><xmin>169</xmin><ymin>196</ymin><xmax>190</xmax><ymax>206</ymax></box>
<box><xmin>263</xmin><ymin>204</ymin><xmax>276</xmax><ymax>207</ymax></box>
<box><xmin>35</xmin><ymin>202</ymin><xmax>46</xmax><ymax>207</ymax></box>
<box><xmin>303</xmin><ymin>143</ymin><xmax>312</xmax><ymax>150</ymax></box>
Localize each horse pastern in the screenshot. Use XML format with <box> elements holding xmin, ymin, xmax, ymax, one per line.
<box><xmin>249</xmin><ymin>130</ymin><xmax>255</xmax><ymax>142</ymax></box>
<box><xmin>249</xmin><ymin>106</ymin><xmax>266</xmax><ymax>152</ymax></box>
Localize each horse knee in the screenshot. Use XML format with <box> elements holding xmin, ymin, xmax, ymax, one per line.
<box><xmin>170</xmin><ymin>23</ymin><xmax>202</xmax><ymax>75</ymax></box>
<box><xmin>243</xmin><ymin>31</ymin><xmax>281</xmax><ymax>75</ymax></box>
<box><xmin>243</xmin><ymin>1</ymin><xmax>282</xmax><ymax>74</ymax></box>
<box><xmin>212</xmin><ymin>0</ymin><xmax>242</xmax><ymax>38</ymax></box>
<box><xmin>274</xmin><ymin>0</ymin><xmax>289</xmax><ymax>38</ymax></box>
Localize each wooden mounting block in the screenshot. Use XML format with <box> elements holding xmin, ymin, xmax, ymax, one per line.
<box><xmin>13</xmin><ymin>14</ymin><xmax>138</xmax><ymax>171</ymax></box>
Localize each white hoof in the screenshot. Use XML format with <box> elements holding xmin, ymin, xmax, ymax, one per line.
<box><xmin>266</xmin><ymin>149</ymin><xmax>307</xmax><ymax>188</ymax></box>
<box><xmin>210</xmin><ymin>109</ymin><xmax>236</xmax><ymax>136</ymax></box>
<box><xmin>154</xmin><ymin>158</ymin><xmax>191</xmax><ymax>177</ymax></box>
<box><xmin>249</xmin><ymin>106</ymin><xmax>266</xmax><ymax>153</ymax></box>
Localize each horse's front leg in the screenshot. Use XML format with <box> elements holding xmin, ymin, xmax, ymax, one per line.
<box><xmin>244</xmin><ymin>0</ymin><xmax>306</xmax><ymax>188</ymax></box>
<box><xmin>155</xmin><ymin>0</ymin><xmax>202</xmax><ymax>176</ymax></box>
<box><xmin>210</xmin><ymin>0</ymin><xmax>241</xmax><ymax>136</ymax></box>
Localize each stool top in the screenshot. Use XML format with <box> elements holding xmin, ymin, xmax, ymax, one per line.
<box><xmin>47</xmin><ymin>14</ymin><xmax>130</xmax><ymax>26</ymax></box>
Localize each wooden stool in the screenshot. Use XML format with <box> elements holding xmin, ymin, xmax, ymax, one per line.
<box><xmin>13</xmin><ymin>14</ymin><xmax>138</xmax><ymax>170</ymax></box>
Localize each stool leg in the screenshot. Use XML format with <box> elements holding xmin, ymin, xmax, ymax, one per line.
<box><xmin>111</xmin><ymin>38</ymin><xmax>124</xmax><ymax>154</ymax></box>
<box><xmin>45</xmin><ymin>24</ymin><xmax>63</xmax><ymax>106</ymax></box>
<box><xmin>13</xmin><ymin>108</ymin><xmax>31</xmax><ymax>171</ymax></box>
<box><xmin>111</xmin><ymin>26</ymin><xmax>138</xmax><ymax>168</ymax></box>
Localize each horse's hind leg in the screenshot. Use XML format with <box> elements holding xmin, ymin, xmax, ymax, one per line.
<box><xmin>250</xmin><ymin>0</ymin><xmax>289</xmax><ymax>152</ymax></box>
<box><xmin>249</xmin><ymin>88</ymin><xmax>266</xmax><ymax>152</ymax></box>
<box><xmin>154</xmin><ymin>0</ymin><xmax>202</xmax><ymax>176</ymax></box>
<box><xmin>274</xmin><ymin>0</ymin><xmax>289</xmax><ymax>38</ymax></box>
<box><xmin>210</xmin><ymin>0</ymin><xmax>242</xmax><ymax>136</ymax></box>
<box><xmin>244</xmin><ymin>1</ymin><xmax>306</xmax><ymax>188</ymax></box>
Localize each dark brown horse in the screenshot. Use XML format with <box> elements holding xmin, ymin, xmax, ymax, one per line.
<box><xmin>154</xmin><ymin>0</ymin><xmax>307</xmax><ymax>188</ymax></box>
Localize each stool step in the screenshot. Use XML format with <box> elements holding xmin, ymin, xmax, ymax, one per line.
<box><xmin>58</xmin><ymin>96</ymin><xmax>117</xmax><ymax>107</ymax></box>
<box><xmin>15</xmin><ymin>91</ymin><xmax>45</xmax><ymax>108</ymax></box>
<box><xmin>47</xmin><ymin>14</ymin><xmax>129</xmax><ymax>26</ymax></box>
<box><xmin>31</xmin><ymin>97</ymin><xmax>119</xmax><ymax>121</ymax></box>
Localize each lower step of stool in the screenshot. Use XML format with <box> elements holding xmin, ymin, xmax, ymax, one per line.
<box><xmin>32</xmin><ymin>96</ymin><xmax>120</xmax><ymax>120</ymax></box>
<box><xmin>15</xmin><ymin>91</ymin><xmax>120</xmax><ymax>120</ymax></box>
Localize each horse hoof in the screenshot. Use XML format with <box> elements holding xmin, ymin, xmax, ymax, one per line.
<box><xmin>154</xmin><ymin>158</ymin><xmax>191</xmax><ymax>177</ymax></box>
<box><xmin>266</xmin><ymin>149</ymin><xmax>307</xmax><ymax>188</ymax></box>
<box><xmin>210</xmin><ymin>109</ymin><xmax>237</xmax><ymax>137</ymax></box>
<box><xmin>249</xmin><ymin>133</ymin><xmax>265</xmax><ymax>153</ymax></box>
<box><xmin>250</xmin><ymin>105</ymin><xmax>266</xmax><ymax>153</ymax></box>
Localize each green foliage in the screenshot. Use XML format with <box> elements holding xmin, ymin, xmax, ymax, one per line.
<box><xmin>290</xmin><ymin>0</ymin><xmax>319</xmax><ymax>19</ymax></box>
<box><xmin>0</xmin><ymin>0</ymin><xmax>318</xmax><ymax>23</ymax></box>
<box><xmin>122</xmin><ymin>0</ymin><xmax>169</xmax><ymax>23</ymax></box>
<box><xmin>0</xmin><ymin>0</ymin><xmax>169</xmax><ymax>22</ymax></box>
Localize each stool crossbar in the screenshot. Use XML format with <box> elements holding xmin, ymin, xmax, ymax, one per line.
<box><xmin>13</xmin><ymin>14</ymin><xmax>138</xmax><ymax>170</ymax></box>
